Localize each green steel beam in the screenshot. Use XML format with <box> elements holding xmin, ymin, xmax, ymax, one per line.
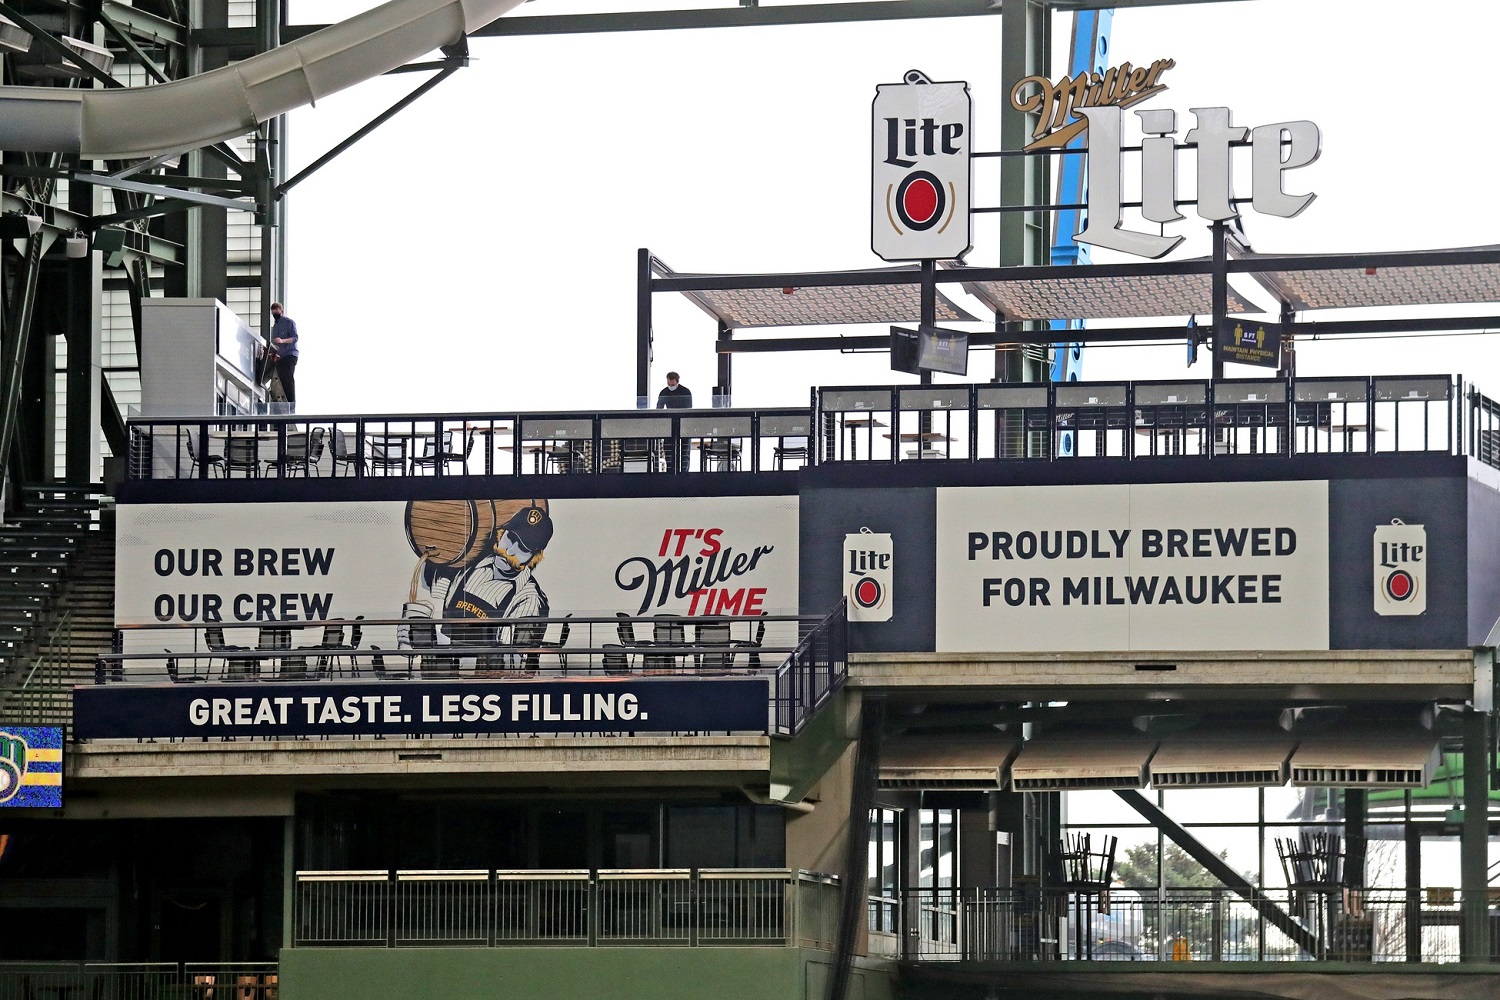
<box><xmin>1461</xmin><ymin>710</ymin><xmax>1491</xmax><ymax>961</ymax></box>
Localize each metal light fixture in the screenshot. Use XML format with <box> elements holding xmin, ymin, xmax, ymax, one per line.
<box><xmin>0</xmin><ymin>212</ymin><xmax>43</xmax><ymax>239</ymax></box>
<box><xmin>65</xmin><ymin>231</ymin><xmax>89</xmax><ymax>258</ymax></box>
<box><xmin>0</xmin><ymin>14</ymin><xmax>32</xmax><ymax>55</ymax></box>
<box><xmin>59</xmin><ymin>35</ymin><xmax>114</xmax><ymax>76</ymax></box>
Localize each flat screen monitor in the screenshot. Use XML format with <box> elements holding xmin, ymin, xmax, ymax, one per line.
<box><xmin>890</xmin><ymin>326</ymin><xmax>921</xmax><ymax>375</ymax></box>
<box><xmin>918</xmin><ymin>326</ymin><xmax>969</xmax><ymax>376</ymax></box>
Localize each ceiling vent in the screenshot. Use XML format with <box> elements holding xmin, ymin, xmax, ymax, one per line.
<box><xmin>879</xmin><ymin>734</ymin><xmax>1019</xmax><ymax>790</ymax></box>
<box><xmin>1290</xmin><ymin>728</ymin><xmax>1440</xmax><ymax>788</ymax></box>
<box><xmin>1007</xmin><ymin>732</ymin><xmax>1158</xmax><ymax>791</ymax></box>
<box><xmin>1151</xmin><ymin>731</ymin><xmax>1297</xmax><ymax>788</ymax></box>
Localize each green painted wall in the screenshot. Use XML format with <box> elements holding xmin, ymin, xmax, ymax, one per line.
<box><xmin>280</xmin><ymin>947</ymin><xmax>896</xmax><ymax>1000</ymax></box>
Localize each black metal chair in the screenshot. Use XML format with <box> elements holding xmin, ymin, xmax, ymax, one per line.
<box><xmin>411</xmin><ymin>428</ymin><xmax>477</xmax><ymax>476</ymax></box>
<box><xmin>733</xmin><ymin>617</ymin><xmax>767</xmax><ymax>669</ymax></box>
<box><xmin>185</xmin><ymin>430</ymin><xmax>225</xmax><ymax>477</ymax></box>
<box><xmin>264</xmin><ymin>428</ymin><xmax>326</xmax><ymax>477</ymax></box>
<box><xmin>701</xmin><ymin>438</ymin><xmax>741</xmax><ymax>471</ymax></box>
<box><xmin>204</xmin><ymin>626</ymin><xmax>250</xmax><ymax>678</ymax></box>
<box><xmin>645</xmin><ymin>615</ymin><xmax>686</xmax><ymax>670</ymax></box>
<box><xmin>224</xmin><ymin>437</ymin><xmax>261</xmax><ymax>477</ymax></box>
<box><xmin>258</xmin><ymin>625</ymin><xmax>303</xmax><ymax>679</ymax></box>
<box><xmin>773</xmin><ymin>437</ymin><xmax>809</xmax><ymax>470</ymax></box>
<box><xmin>531</xmin><ymin>617</ymin><xmax>571</xmax><ymax>672</ymax></box>
<box><xmin>332</xmin><ymin>429</ymin><xmax>364</xmax><ymax>475</ymax></box>
<box><xmin>369</xmin><ymin>436</ymin><xmax>409</xmax><ymax>476</ymax></box>
<box><xmin>693</xmin><ymin>620</ymin><xmax>735</xmax><ymax>671</ymax></box>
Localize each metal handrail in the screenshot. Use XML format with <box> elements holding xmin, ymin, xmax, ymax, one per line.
<box><xmin>0</xmin><ymin>609</ymin><xmax>71</xmax><ymax>723</ymax></box>
<box><xmin>97</xmin><ymin>613</ymin><xmax>817</xmax><ymax>685</ymax></box>
<box><xmin>773</xmin><ymin>600</ymin><xmax>848</xmax><ymax>737</ymax></box>
<box><xmin>125</xmin><ymin>405</ymin><xmax>812</xmax><ymax>480</ymax></box>
<box><xmin>292</xmin><ymin>867</ymin><xmax>840</xmax><ymax>949</ymax></box>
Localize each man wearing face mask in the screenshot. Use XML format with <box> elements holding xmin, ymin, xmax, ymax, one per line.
<box><xmin>399</xmin><ymin>505</ymin><xmax>553</xmax><ymax>651</ymax></box>
<box><xmin>269</xmin><ymin>302</ymin><xmax>299</xmax><ymax>410</ymax></box>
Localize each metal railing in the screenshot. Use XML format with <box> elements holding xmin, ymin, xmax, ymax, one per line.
<box><xmin>125</xmin><ymin>406</ymin><xmax>812</xmax><ymax>480</ymax></box>
<box><xmin>125</xmin><ymin>376</ymin><xmax>1500</xmax><ymax>481</ymax></box>
<box><xmin>97</xmin><ymin>614</ymin><xmax>815</xmax><ymax>685</ymax></box>
<box><xmin>0</xmin><ymin>610</ymin><xmax>71</xmax><ymax>723</ymax></box>
<box><xmin>815</xmin><ymin>375</ymin><xmax>1478</xmax><ymax>464</ymax></box>
<box><xmin>293</xmin><ymin>868</ymin><xmax>839</xmax><ymax>948</ymax></box>
<box><xmin>0</xmin><ymin>962</ymin><xmax>278</xmax><ymax>999</ymax></box>
<box><xmin>773</xmin><ymin>600</ymin><xmax>847</xmax><ymax>737</ymax></box>
<box><xmin>890</xmin><ymin>886</ymin><xmax>1492</xmax><ymax>964</ymax></box>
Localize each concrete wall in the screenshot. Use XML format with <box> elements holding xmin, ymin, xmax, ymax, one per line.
<box><xmin>280</xmin><ymin>947</ymin><xmax>896</xmax><ymax>1000</ymax></box>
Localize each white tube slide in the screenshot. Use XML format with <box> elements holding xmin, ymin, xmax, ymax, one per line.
<box><xmin>0</xmin><ymin>0</ymin><xmax>527</xmax><ymax>159</ymax></box>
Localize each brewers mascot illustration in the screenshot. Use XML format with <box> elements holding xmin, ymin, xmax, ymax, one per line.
<box><xmin>398</xmin><ymin>498</ymin><xmax>554</xmax><ymax>649</ymax></box>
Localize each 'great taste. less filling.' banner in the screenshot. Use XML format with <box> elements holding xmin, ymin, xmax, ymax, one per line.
<box><xmin>935</xmin><ymin>481</ymin><xmax>1331</xmax><ymax>652</ymax></box>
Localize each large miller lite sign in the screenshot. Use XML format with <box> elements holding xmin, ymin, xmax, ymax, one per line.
<box><xmin>872</xmin><ymin>71</ymin><xmax>972</xmax><ymax>262</ymax></box>
<box><xmin>1373</xmin><ymin>521</ymin><xmax>1426</xmax><ymax>616</ymax></box>
<box><xmin>1009</xmin><ymin>59</ymin><xmax>1321</xmax><ymax>259</ymax></box>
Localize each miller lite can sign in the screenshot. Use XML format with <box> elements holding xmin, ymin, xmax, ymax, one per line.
<box><xmin>845</xmin><ymin>531</ymin><xmax>894</xmax><ymax>623</ymax></box>
<box><xmin>1373</xmin><ymin>521</ymin><xmax>1425</xmax><ymax>616</ymax></box>
<box><xmin>872</xmin><ymin>71</ymin><xmax>972</xmax><ymax>262</ymax></box>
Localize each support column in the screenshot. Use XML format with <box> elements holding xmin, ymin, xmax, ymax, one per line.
<box><xmin>997</xmin><ymin>0</ymin><xmax>1049</xmax><ymax>383</ymax></box>
<box><xmin>1461</xmin><ymin>709</ymin><xmax>1491</xmax><ymax>962</ymax></box>
<box><xmin>636</xmin><ymin>248</ymin><xmax>652</xmax><ymax>406</ymax></box>
<box><xmin>827</xmin><ymin>695</ymin><xmax>884</xmax><ymax>1000</ymax></box>
<box><xmin>1344</xmin><ymin>788</ymin><xmax>1367</xmax><ymax>888</ymax></box>
<box><xmin>65</xmin><ymin>249</ymin><xmax>103</xmax><ymax>484</ymax></box>
<box><xmin>716</xmin><ymin>320</ymin><xmax>732</xmax><ymax>405</ymax></box>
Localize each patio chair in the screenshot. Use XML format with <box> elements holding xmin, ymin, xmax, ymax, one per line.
<box><xmin>369</xmin><ymin>436</ymin><xmax>409</xmax><ymax>476</ymax></box>
<box><xmin>411</xmin><ymin>427</ymin><xmax>477</xmax><ymax>476</ymax></box>
<box><xmin>185</xmin><ymin>430</ymin><xmax>224</xmax><ymax>477</ymax></box>
<box><xmin>332</xmin><ymin>429</ymin><xmax>364</xmax><ymax>475</ymax></box>
<box><xmin>223</xmin><ymin>437</ymin><xmax>261</xmax><ymax>477</ymax></box>
<box><xmin>204</xmin><ymin>626</ymin><xmax>250</xmax><ymax>677</ymax></box>
<box><xmin>693</xmin><ymin>620</ymin><xmax>735</xmax><ymax>671</ymax></box>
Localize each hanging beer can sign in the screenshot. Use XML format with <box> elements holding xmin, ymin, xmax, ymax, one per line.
<box><xmin>872</xmin><ymin>71</ymin><xmax>972</xmax><ymax>262</ymax></box>
<box><xmin>845</xmin><ymin>529</ymin><xmax>894</xmax><ymax>623</ymax></box>
<box><xmin>1373</xmin><ymin>520</ymin><xmax>1426</xmax><ymax>617</ymax></box>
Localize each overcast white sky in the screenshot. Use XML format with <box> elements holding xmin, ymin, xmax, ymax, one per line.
<box><xmin>281</xmin><ymin>0</ymin><xmax>1500</xmax><ymax>415</ymax></box>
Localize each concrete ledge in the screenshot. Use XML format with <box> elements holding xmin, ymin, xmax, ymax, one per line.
<box><xmin>69</xmin><ymin>734</ymin><xmax>771</xmax><ymax>782</ymax></box>
<box><xmin>902</xmin><ymin>963</ymin><xmax>1500</xmax><ymax>1000</ymax></box>
<box><xmin>849</xmin><ymin>649</ymin><xmax>1474</xmax><ymax>700</ymax></box>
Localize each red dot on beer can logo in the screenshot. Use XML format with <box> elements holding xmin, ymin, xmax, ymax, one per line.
<box><xmin>854</xmin><ymin>577</ymin><xmax>883</xmax><ymax>608</ymax></box>
<box><xmin>1385</xmin><ymin>570</ymin><xmax>1414</xmax><ymax>601</ymax></box>
<box><xmin>895</xmin><ymin>170</ymin><xmax>946</xmax><ymax>232</ymax></box>
<box><xmin>902</xmin><ymin>179</ymin><xmax>939</xmax><ymax>224</ymax></box>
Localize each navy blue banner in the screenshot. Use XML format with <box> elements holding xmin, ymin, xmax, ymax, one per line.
<box><xmin>74</xmin><ymin>678</ymin><xmax>769</xmax><ymax>739</ymax></box>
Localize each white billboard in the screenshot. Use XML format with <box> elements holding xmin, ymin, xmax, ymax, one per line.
<box><xmin>935</xmin><ymin>481</ymin><xmax>1330</xmax><ymax>652</ymax></box>
<box><xmin>116</xmin><ymin>495</ymin><xmax>800</xmax><ymax>635</ymax></box>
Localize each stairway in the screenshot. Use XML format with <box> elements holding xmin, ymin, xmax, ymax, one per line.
<box><xmin>0</xmin><ymin>483</ymin><xmax>114</xmax><ymax>726</ymax></box>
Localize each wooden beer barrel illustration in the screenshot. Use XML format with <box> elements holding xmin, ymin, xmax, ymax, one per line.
<box><xmin>405</xmin><ymin>498</ymin><xmax>549</xmax><ymax>568</ymax></box>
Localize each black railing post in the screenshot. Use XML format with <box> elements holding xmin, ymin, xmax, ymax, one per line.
<box><xmin>487</xmin><ymin>870</ymin><xmax>497</xmax><ymax>947</ymax></box>
<box><xmin>386</xmin><ymin>870</ymin><xmax>397</xmax><ymax>948</ymax></box>
<box><xmin>588</xmin><ymin>871</ymin><xmax>599</xmax><ymax>947</ymax></box>
<box><xmin>689</xmin><ymin>870</ymin><xmax>700</xmax><ymax>948</ymax></box>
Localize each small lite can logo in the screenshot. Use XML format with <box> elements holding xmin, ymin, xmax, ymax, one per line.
<box><xmin>844</xmin><ymin>531</ymin><xmax>894</xmax><ymax>623</ymax></box>
<box><xmin>871</xmin><ymin>71</ymin><xmax>972</xmax><ymax>262</ymax></box>
<box><xmin>1373</xmin><ymin>521</ymin><xmax>1426</xmax><ymax>617</ymax></box>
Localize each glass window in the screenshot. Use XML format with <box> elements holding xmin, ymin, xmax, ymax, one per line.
<box><xmin>665</xmin><ymin>806</ymin><xmax>736</xmax><ymax>869</ymax></box>
<box><xmin>918</xmin><ymin>808</ymin><xmax>957</xmax><ymax>889</ymax></box>
<box><xmin>868</xmin><ymin>808</ymin><xmax>901</xmax><ymax>934</ymax></box>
